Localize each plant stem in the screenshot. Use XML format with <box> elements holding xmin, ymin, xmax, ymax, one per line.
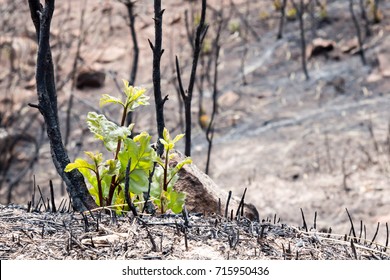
<box><xmin>95</xmin><ymin>169</ymin><xmax>104</xmax><ymax>207</ymax></box>
<box><xmin>108</xmin><ymin>105</ymin><xmax>129</xmax><ymax>205</ymax></box>
<box><xmin>163</xmin><ymin>148</ymin><xmax>169</xmax><ymax>192</ymax></box>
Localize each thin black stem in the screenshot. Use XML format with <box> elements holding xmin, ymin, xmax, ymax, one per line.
<box><xmin>124</xmin><ymin>158</ymin><xmax>137</xmax><ymax>216</ymax></box>
<box><xmin>349</xmin><ymin>0</ymin><xmax>367</xmax><ymax>65</ymax></box>
<box><xmin>346</xmin><ymin>208</ymin><xmax>357</xmax><ymax>240</ymax></box>
<box><xmin>277</xmin><ymin>0</ymin><xmax>287</xmax><ymax>39</ymax></box>
<box><xmin>205</xmin><ymin>17</ymin><xmax>222</xmax><ymax>175</ymax></box>
<box><xmin>177</xmin><ymin>0</ymin><xmax>208</xmax><ymax>156</ymax></box>
<box><xmin>123</xmin><ymin>0</ymin><xmax>140</xmax><ymax>126</ymax></box>
<box><xmin>293</xmin><ymin>0</ymin><xmax>309</xmax><ymax>80</ymax></box>
<box><xmin>300</xmin><ymin>208</ymin><xmax>308</xmax><ymax>232</ymax></box>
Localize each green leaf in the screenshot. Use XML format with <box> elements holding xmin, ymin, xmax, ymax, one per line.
<box><xmin>172</xmin><ymin>133</ymin><xmax>185</xmax><ymax>144</ymax></box>
<box><xmin>101</xmin><ymin>159</ymin><xmax>121</xmax><ymax>177</ymax></box>
<box><xmin>122</xmin><ymin>80</ymin><xmax>149</xmax><ymax>111</ymax></box>
<box><xmin>99</xmin><ymin>94</ymin><xmax>124</xmax><ymax>108</ymax></box>
<box><xmin>127</xmin><ymin>169</ymin><xmax>149</xmax><ymax>194</ymax></box>
<box><xmin>65</xmin><ymin>158</ymin><xmax>95</xmax><ymax>173</ymax></box>
<box><xmin>87</xmin><ymin>112</ymin><xmax>132</xmax><ymax>151</ymax></box>
<box><xmin>175</xmin><ymin>157</ymin><xmax>192</xmax><ymax>172</ymax></box>
<box><xmin>163</xmin><ymin>127</ymin><xmax>170</xmax><ymax>142</ymax></box>
<box><xmin>167</xmin><ymin>190</ymin><xmax>186</xmax><ymax>214</ymax></box>
<box><xmin>159</xmin><ymin>138</ymin><xmax>169</xmax><ymax>148</ymax></box>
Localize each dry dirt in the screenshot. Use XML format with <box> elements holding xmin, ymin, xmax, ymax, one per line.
<box><xmin>1</xmin><ymin>0</ymin><xmax>390</xmax><ymax>259</ymax></box>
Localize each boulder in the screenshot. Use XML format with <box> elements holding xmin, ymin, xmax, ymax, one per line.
<box><xmin>307</xmin><ymin>38</ymin><xmax>335</xmax><ymax>59</ymax></box>
<box><xmin>171</xmin><ymin>151</ymin><xmax>259</xmax><ymax>221</ymax></box>
<box><xmin>76</xmin><ymin>67</ymin><xmax>106</xmax><ymax>89</ymax></box>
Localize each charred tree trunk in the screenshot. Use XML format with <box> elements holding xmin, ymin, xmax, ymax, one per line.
<box><xmin>349</xmin><ymin>0</ymin><xmax>367</xmax><ymax>65</ymax></box>
<box><xmin>277</xmin><ymin>0</ymin><xmax>287</xmax><ymax>39</ymax></box>
<box><xmin>149</xmin><ymin>0</ymin><xmax>167</xmax><ymax>156</ymax></box>
<box><xmin>28</xmin><ymin>0</ymin><xmax>97</xmax><ymax>211</ymax></box>
<box><xmin>293</xmin><ymin>0</ymin><xmax>310</xmax><ymax>80</ymax></box>
<box><xmin>175</xmin><ymin>0</ymin><xmax>208</xmax><ymax>157</ymax></box>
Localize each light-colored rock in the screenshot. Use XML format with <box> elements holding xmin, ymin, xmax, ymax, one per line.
<box><xmin>218</xmin><ymin>91</ymin><xmax>240</xmax><ymax>108</ymax></box>
<box><xmin>378</xmin><ymin>53</ymin><xmax>390</xmax><ymax>77</ymax></box>
<box><xmin>171</xmin><ymin>151</ymin><xmax>259</xmax><ymax>221</ymax></box>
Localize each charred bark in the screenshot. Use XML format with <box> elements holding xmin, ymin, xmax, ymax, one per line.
<box><xmin>28</xmin><ymin>0</ymin><xmax>97</xmax><ymax>211</ymax></box>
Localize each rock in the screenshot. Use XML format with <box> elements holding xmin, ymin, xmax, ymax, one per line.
<box><xmin>340</xmin><ymin>38</ymin><xmax>358</xmax><ymax>54</ymax></box>
<box><xmin>218</xmin><ymin>90</ymin><xmax>240</xmax><ymax>108</ymax></box>
<box><xmin>76</xmin><ymin>67</ymin><xmax>106</xmax><ymax>89</ymax></box>
<box><xmin>307</xmin><ymin>38</ymin><xmax>335</xmax><ymax>59</ymax></box>
<box><xmin>378</xmin><ymin>53</ymin><xmax>390</xmax><ymax>77</ymax></box>
<box><xmin>171</xmin><ymin>151</ymin><xmax>259</xmax><ymax>221</ymax></box>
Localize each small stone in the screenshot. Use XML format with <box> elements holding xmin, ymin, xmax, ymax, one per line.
<box><xmin>218</xmin><ymin>91</ymin><xmax>240</xmax><ymax>108</ymax></box>
<box><xmin>76</xmin><ymin>67</ymin><xmax>106</xmax><ymax>89</ymax></box>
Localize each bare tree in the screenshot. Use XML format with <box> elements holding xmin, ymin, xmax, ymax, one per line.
<box><xmin>292</xmin><ymin>0</ymin><xmax>310</xmax><ymax>80</ymax></box>
<box><xmin>277</xmin><ymin>0</ymin><xmax>287</xmax><ymax>39</ymax></box>
<box><xmin>28</xmin><ymin>0</ymin><xmax>97</xmax><ymax>211</ymax></box>
<box><xmin>149</xmin><ymin>0</ymin><xmax>168</xmax><ymax>156</ymax></box>
<box><xmin>349</xmin><ymin>0</ymin><xmax>366</xmax><ymax>65</ymax></box>
<box><xmin>118</xmin><ymin>0</ymin><xmax>140</xmax><ymax>126</ymax></box>
<box><xmin>205</xmin><ymin>15</ymin><xmax>223</xmax><ymax>175</ymax></box>
<box><xmin>176</xmin><ymin>0</ymin><xmax>208</xmax><ymax>157</ymax></box>
<box><xmin>359</xmin><ymin>0</ymin><xmax>372</xmax><ymax>36</ymax></box>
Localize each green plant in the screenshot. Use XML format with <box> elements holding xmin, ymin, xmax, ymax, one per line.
<box><xmin>151</xmin><ymin>128</ymin><xmax>192</xmax><ymax>214</ymax></box>
<box><xmin>286</xmin><ymin>7</ymin><xmax>297</xmax><ymax>20</ymax></box>
<box><xmin>273</xmin><ymin>0</ymin><xmax>282</xmax><ymax>11</ymax></box>
<box><xmin>65</xmin><ymin>80</ymin><xmax>190</xmax><ymax>214</ymax></box>
<box><xmin>228</xmin><ymin>19</ymin><xmax>240</xmax><ymax>34</ymax></box>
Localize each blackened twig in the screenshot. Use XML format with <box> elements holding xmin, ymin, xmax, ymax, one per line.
<box><xmin>182</xmin><ymin>205</ymin><xmax>190</xmax><ymax>228</ymax></box>
<box><xmin>176</xmin><ymin>0</ymin><xmax>208</xmax><ymax>156</ymax></box>
<box><xmin>118</xmin><ymin>0</ymin><xmax>140</xmax><ymax>126</ymax></box>
<box><xmin>146</xmin><ymin>228</ymin><xmax>158</xmax><ymax>252</ymax></box>
<box><xmin>385</xmin><ymin>223</ymin><xmax>389</xmax><ymax>252</ymax></box>
<box><xmin>359</xmin><ymin>0</ymin><xmax>371</xmax><ymax>36</ymax></box>
<box><xmin>205</xmin><ymin>17</ymin><xmax>222</xmax><ymax>175</ymax></box>
<box><xmin>370</xmin><ymin>222</ymin><xmax>380</xmax><ymax>246</ymax></box>
<box><xmin>49</xmin><ymin>180</ymin><xmax>56</xmax><ymax>213</ymax></box>
<box><xmin>292</xmin><ymin>0</ymin><xmax>309</xmax><ymax>80</ymax></box>
<box><xmin>346</xmin><ymin>208</ymin><xmax>357</xmax><ymax>240</ymax></box>
<box><xmin>300</xmin><ymin>208</ymin><xmax>308</xmax><ymax>232</ymax></box>
<box><xmin>225</xmin><ymin>191</ymin><xmax>232</xmax><ymax>219</ymax></box>
<box><xmin>349</xmin><ymin>0</ymin><xmax>367</xmax><ymax>65</ymax></box>
<box><xmin>124</xmin><ymin>159</ymin><xmax>137</xmax><ymax>216</ymax></box>
<box><xmin>351</xmin><ymin>239</ymin><xmax>358</xmax><ymax>259</ymax></box>
<box><xmin>236</xmin><ymin>188</ymin><xmax>247</xmax><ymax>218</ymax></box>
<box><xmin>277</xmin><ymin>0</ymin><xmax>287</xmax><ymax>39</ymax></box>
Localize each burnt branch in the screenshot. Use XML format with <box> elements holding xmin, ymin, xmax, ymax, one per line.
<box><xmin>176</xmin><ymin>0</ymin><xmax>208</xmax><ymax>156</ymax></box>
<box><xmin>205</xmin><ymin>16</ymin><xmax>222</xmax><ymax>175</ymax></box>
<box><xmin>150</xmin><ymin>0</ymin><xmax>166</xmax><ymax>156</ymax></box>
<box><xmin>28</xmin><ymin>0</ymin><xmax>97</xmax><ymax>211</ymax></box>
<box><xmin>292</xmin><ymin>0</ymin><xmax>310</xmax><ymax>80</ymax></box>
<box><xmin>124</xmin><ymin>159</ymin><xmax>137</xmax><ymax>217</ymax></box>
<box><xmin>349</xmin><ymin>0</ymin><xmax>367</xmax><ymax>65</ymax></box>
<box><xmin>118</xmin><ymin>0</ymin><xmax>140</xmax><ymax>126</ymax></box>
<box><xmin>277</xmin><ymin>0</ymin><xmax>287</xmax><ymax>39</ymax></box>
